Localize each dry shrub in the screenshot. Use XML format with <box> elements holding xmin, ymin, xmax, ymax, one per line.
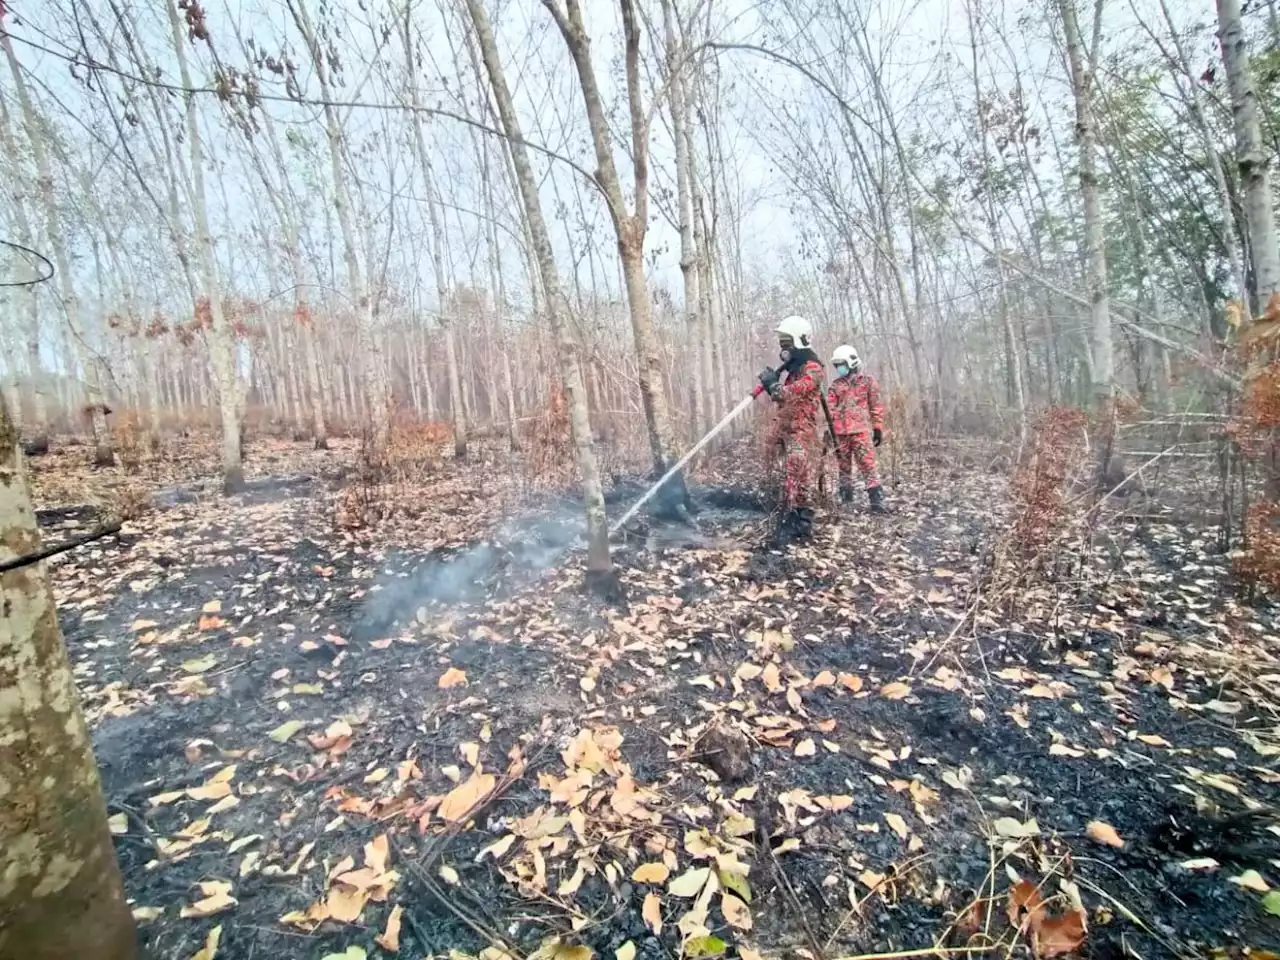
<box><xmin>524</xmin><ymin>381</ymin><xmax>576</xmax><ymax>490</ymax></box>
<box><xmin>334</xmin><ymin>417</ymin><xmax>451</xmax><ymax>529</ymax></box>
<box><xmin>111</xmin><ymin>409</ymin><xmax>146</xmax><ymax>473</ymax></box>
<box><xmin>1009</xmin><ymin>406</ymin><xmax>1090</xmax><ymax>564</ymax></box>
<box><xmin>108</xmin><ymin>482</ymin><xmax>154</xmax><ymax>524</ymax></box>
<box><xmin>1236</xmin><ymin>502</ymin><xmax>1280</xmax><ymax>591</ymax></box>
<box><xmin>1228</xmin><ymin>297</ymin><xmax>1280</xmax><ymax>589</ymax></box>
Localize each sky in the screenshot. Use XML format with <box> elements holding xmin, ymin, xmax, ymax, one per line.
<box><xmin>0</xmin><ymin>0</ymin><xmax>1235</xmax><ymax>367</ymax></box>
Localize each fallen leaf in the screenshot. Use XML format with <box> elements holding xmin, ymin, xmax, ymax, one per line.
<box><xmin>1263</xmin><ymin>890</ymin><xmax>1280</xmax><ymax>916</ymax></box>
<box><xmin>108</xmin><ymin>812</ymin><xmax>128</xmax><ymax>835</ymax></box>
<box><xmin>320</xmin><ymin>949</ymin><xmax>367</xmax><ymax>960</ymax></box>
<box><xmin>838</xmin><ymin>672</ymin><xmax>864</xmax><ymax>692</ymax></box>
<box><xmin>1231</xmin><ymin>870</ymin><xmax>1271</xmax><ymax>893</ymax></box>
<box><xmin>181</xmin><ymin>654</ymin><xmax>218</xmax><ymax>674</ymax></box>
<box><xmin>633</xmin><ymin>862</ymin><xmax>670</xmax><ymax>884</ymax></box>
<box><xmin>722</xmin><ymin>813</ymin><xmax>755</xmax><ymax>837</ymax></box>
<box><xmin>721</xmin><ymin>892</ymin><xmax>752</xmax><ymax>930</ymax></box>
<box><xmin>558</xmin><ymin>861</ymin><xmax>588</xmax><ymax>897</ymax></box>
<box><xmin>993</xmin><ymin>817</ymin><xmax>1041</xmax><ymax>839</ymax></box>
<box><xmin>669</xmin><ymin>866</ymin><xmax>712</xmax><ymax>897</ymax></box>
<box><xmin>1204</xmin><ymin>699</ymin><xmax>1243</xmax><ymax>715</ymax></box>
<box><xmin>880</xmin><ymin>681</ymin><xmax>911</xmax><ymax>700</ymax></box>
<box><xmin>1007</xmin><ymin>879</ymin><xmax>1045</xmax><ymax>929</ymax></box>
<box><xmin>794</xmin><ymin>738</ymin><xmax>816</xmax><ymax>757</ymax></box>
<box><xmin>761</xmin><ymin>663</ymin><xmax>782</xmax><ymax>693</ymax></box>
<box><xmin>366</xmin><ymin>834</ymin><xmax>391</xmax><ymax>874</ymax></box>
<box><xmin>1180</xmin><ymin>857</ymin><xmax>1220</xmax><ymax>871</ymax></box>
<box><xmin>439</xmin><ymin>772</ymin><xmax>496</xmax><ymax>822</ymax></box>
<box><xmin>180</xmin><ymin>883</ymin><xmax>237</xmax><ymax>919</ymax></box>
<box><xmin>1034</xmin><ymin>909</ymin><xmax>1087</xmax><ymax>958</ymax></box>
<box><xmin>191</xmin><ymin>924</ymin><xmax>222</xmax><ymax>960</ymax></box>
<box><xmin>1085</xmin><ymin>821</ymin><xmax>1124</xmax><ymax>849</ymax></box>
<box><xmin>684</xmin><ymin>936</ymin><xmax>727</xmax><ymax>959</ymax></box>
<box><xmin>478</xmin><ymin>834</ymin><xmax>517</xmax><ymax>861</ymax></box>
<box><xmin>132</xmin><ymin>906</ymin><xmax>164</xmax><ymax>922</ymax></box>
<box><xmin>439</xmin><ymin>864</ymin><xmax>460</xmax><ymax>885</ymax></box>
<box><xmin>438</xmin><ymin>667</ymin><xmax>468</xmax><ymax>689</ymax></box>
<box><xmin>269</xmin><ymin>720</ymin><xmax>304</xmax><ymax>743</ymax></box>
<box><xmin>642</xmin><ymin>892</ymin><xmax>662</xmax><ymax>934</ymax></box>
<box><xmin>375</xmin><ymin>905</ymin><xmax>403</xmax><ymax>952</ymax></box>
<box><xmin>1049</xmin><ymin>744</ymin><xmax>1084</xmax><ymax>758</ymax></box>
<box><xmin>616</xmin><ymin>943</ymin><xmax>636</xmax><ymax>960</ymax></box>
<box><xmin>812</xmin><ymin>670</ymin><xmax>836</xmax><ymax>687</ymax></box>
<box><xmin>326</xmin><ymin>884</ymin><xmax>369</xmax><ymax>923</ymax></box>
<box><xmin>884</xmin><ymin>813</ymin><xmax>910</xmax><ymax>839</ymax></box>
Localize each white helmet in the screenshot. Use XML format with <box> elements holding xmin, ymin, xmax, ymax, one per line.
<box><xmin>775</xmin><ymin>314</ymin><xmax>813</xmax><ymax>349</ymax></box>
<box><xmin>831</xmin><ymin>344</ymin><xmax>861</xmax><ymax>373</ymax></box>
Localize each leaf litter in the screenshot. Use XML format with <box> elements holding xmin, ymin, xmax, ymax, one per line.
<box><xmin>40</xmin><ymin>435</ymin><xmax>1280</xmax><ymax>957</ymax></box>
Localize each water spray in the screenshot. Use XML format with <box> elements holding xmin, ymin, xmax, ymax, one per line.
<box><xmin>609</xmin><ymin>391</ymin><xmax>759</xmax><ymax>535</ymax></box>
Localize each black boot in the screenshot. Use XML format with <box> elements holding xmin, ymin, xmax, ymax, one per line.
<box><xmin>839</xmin><ymin>484</ymin><xmax>855</xmax><ymax>503</ymax></box>
<box><xmin>868</xmin><ymin>485</ymin><xmax>888</xmax><ymax>515</ymax></box>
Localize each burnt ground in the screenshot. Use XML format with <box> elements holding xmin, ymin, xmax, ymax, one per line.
<box><xmin>33</xmin><ymin>433</ymin><xmax>1280</xmax><ymax>959</ymax></box>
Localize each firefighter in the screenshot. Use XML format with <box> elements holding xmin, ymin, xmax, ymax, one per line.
<box><xmin>827</xmin><ymin>344</ymin><xmax>887</xmax><ymax>514</ymax></box>
<box><xmin>758</xmin><ymin>315</ymin><xmax>825</xmax><ymax>537</ymax></box>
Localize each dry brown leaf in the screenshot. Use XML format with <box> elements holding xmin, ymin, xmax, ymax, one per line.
<box><xmin>884</xmin><ymin>813</ymin><xmax>910</xmax><ymax>839</ymax></box>
<box><xmin>191</xmin><ymin>924</ymin><xmax>221</xmax><ymax>960</ymax></box>
<box><xmin>642</xmin><ymin>892</ymin><xmax>662</xmax><ymax>935</ymax></box>
<box><xmin>365</xmin><ymin>834</ymin><xmax>390</xmax><ymax>874</ymax></box>
<box><xmin>438</xmin><ymin>667</ymin><xmax>468</xmax><ymax>690</ymax></box>
<box><xmin>1085</xmin><ymin>821</ymin><xmax>1124</xmax><ymax>849</ymax></box>
<box><xmin>633</xmin><ymin>862</ymin><xmax>670</xmax><ymax>884</ymax></box>
<box><xmin>1034</xmin><ymin>909</ymin><xmax>1088</xmax><ymax>958</ymax></box>
<box><xmin>375</xmin><ymin>904</ymin><xmax>403</xmax><ymax>952</ymax></box>
<box><xmin>812</xmin><ymin>670</ymin><xmax>836</xmax><ymax>688</ymax></box>
<box><xmin>439</xmin><ymin>772</ymin><xmax>496</xmax><ymax>822</ymax></box>
<box><xmin>1006</xmin><ymin>879</ymin><xmax>1045</xmax><ymax>930</ymax></box>
<box><xmin>761</xmin><ymin>663</ymin><xmax>783</xmax><ymax>693</ymax></box>
<box><xmin>326</xmin><ymin>884</ymin><xmax>368</xmax><ymax>923</ymax></box>
<box><xmin>838</xmin><ymin>672</ymin><xmax>863</xmax><ymax>692</ymax></box>
<box><xmin>180</xmin><ymin>888</ymin><xmax>237</xmax><ymax>919</ymax></box>
<box><xmin>735</xmin><ymin>663</ymin><xmax>763</xmax><ymax>682</ymax></box>
<box><xmin>880</xmin><ymin>681</ymin><xmax>911</xmax><ymax>700</ymax></box>
<box><xmin>721</xmin><ymin>892</ymin><xmax>753</xmax><ymax>930</ymax></box>
<box><xmin>794</xmin><ymin>738</ymin><xmax>816</xmax><ymax>758</ymax></box>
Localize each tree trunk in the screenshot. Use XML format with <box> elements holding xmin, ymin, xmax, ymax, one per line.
<box><xmin>663</xmin><ymin>0</ymin><xmax>704</xmax><ymax>437</ymax></box>
<box><xmin>0</xmin><ymin>395</ymin><xmax>137</xmax><ymax>960</ymax></box>
<box><xmin>543</xmin><ymin>0</ymin><xmax>682</xmax><ymax>478</ymax></box>
<box><xmin>162</xmin><ymin>0</ymin><xmax>243</xmax><ymax>492</ymax></box>
<box><xmin>1217</xmin><ymin>0</ymin><xmax>1280</xmax><ymax>310</ymax></box>
<box><xmin>1059</xmin><ymin>0</ymin><xmax>1113</xmax><ymax>408</ymax></box>
<box><xmin>466</xmin><ymin>0</ymin><xmax>613</xmax><ymax>581</ymax></box>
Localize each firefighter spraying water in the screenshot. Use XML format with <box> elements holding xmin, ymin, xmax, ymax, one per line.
<box><xmin>611</xmin><ymin>315</ymin><xmax>882</xmax><ymax>540</ymax></box>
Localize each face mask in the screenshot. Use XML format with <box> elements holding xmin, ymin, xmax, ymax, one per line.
<box><xmin>778</xmin><ymin>342</ymin><xmax>793</xmax><ymax>364</ymax></box>
<box><xmin>834</xmin><ymin>363</ymin><xmax>849</xmax><ymax>377</ymax></box>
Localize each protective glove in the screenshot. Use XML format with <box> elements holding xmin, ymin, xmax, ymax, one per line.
<box><xmin>873</xmin><ymin>428</ymin><xmax>883</xmax><ymax>447</ymax></box>
<box><xmin>758</xmin><ymin>367</ymin><xmax>783</xmax><ymax>401</ymax></box>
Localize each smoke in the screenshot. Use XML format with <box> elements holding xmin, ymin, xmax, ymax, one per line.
<box><xmin>355</xmin><ymin>504</ymin><xmax>585</xmax><ymax>635</ymax></box>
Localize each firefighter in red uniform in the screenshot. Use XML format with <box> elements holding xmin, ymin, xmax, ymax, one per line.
<box><xmin>827</xmin><ymin>344</ymin><xmax>887</xmax><ymax>514</ymax></box>
<box><xmin>759</xmin><ymin>315</ymin><xmax>825</xmax><ymax>538</ymax></box>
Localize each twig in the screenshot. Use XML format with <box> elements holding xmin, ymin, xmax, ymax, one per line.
<box><xmin>757</xmin><ymin>807</ymin><xmax>825</xmax><ymax>960</ymax></box>
<box><xmin>830</xmin><ymin>947</ymin><xmax>1000</xmax><ymax>960</ymax></box>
